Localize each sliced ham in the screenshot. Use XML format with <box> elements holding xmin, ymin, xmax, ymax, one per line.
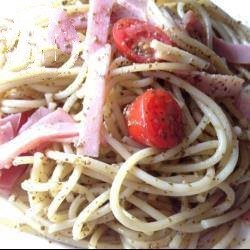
<box><xmin>183</xmin><ymin>11</ymin><xmax>250</xmax><ymax>65</ymax></box>
<box><xmin>27</xmin><ymin>108</ymin><xmax>74</xmax><ymax>127</ymax></box>
<box><xmin>213</xmin><ymin>37</ymin><xmax>250</xmax><ymax>64</ymax></box>
<box><xmin>78</xmin><ymin>45</ymin><xmax>112</xmax><ymax>157</ymax></box>
<box><xmin>0</xmin><ymin>113</ymin><xmax>21</xmax><ymax>145</ymax></box>
<box><xmin>0</xmin><ymin>122</ymin><xmax>79</xmax><ymax>169</ymax></box>
<box><xmin>83</xmin><ymin>0</ymin><xmax>113</xmax><ymax>60</ymax></box>
<box><xmin>20</xmin><ymin>108</ymin><xmax>77</xmax><ymax>144</ymax></box>
<box><xmin>111</xmin><ymin>0</ymin><xmax>148</xmax><ymax>23</ymax></box>
<box><xmin>236</xmin><ymin>85</ymin><xmax>250</xmax><ymax>120</ymax></box>
<box><xmin>180</xmin><ymin>72</ymin><xmax>244</xmax><ymax>98</ymax></box>
<box><xmin>77</xmin><ymin>0</ymin><xmax>113</xmax><ymax>157</ymax></box>
<box><xmin>0</xmin><ymin>108</ymin><xmax>78</xmax><ymax>169</ymax></box>
<box><xmin>0</xmin><ymin>166</ymin><xmax>27</xmax><ymax>196</ymax></box>
<box><xmin>48</xmin><ymin>10</ymin><xmax>79</xmax><ymax>54</ymax></box>
<box><xmin>70</xmin><ymin>13</ymin><xmax>88</xmax><ymax>31</ymax></box>
<box><xmin>0</xmin><ymin>122</ymin><xmax>14</xmax><ymax>145</ymax></box>
<box><xmin>0</xmin><ymin>113</ymin><xmax>21</xmax><ymax>135</ymax></box>
<box><xmin>19</xmin><ymin>107</ymin><xmax>51</xmax><ymax>133</ymax></box>
<box><xmin>0</xmin><ymin>113</ymin><xmax>28</xmax><ymax>195</ymax></box>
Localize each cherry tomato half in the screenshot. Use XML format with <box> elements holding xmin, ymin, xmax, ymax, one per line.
<box><xmin>125</xmin><ymin>89</ymin><xmax>184</xmax><ymax>149</ymax></box>
<box><xmin>112</xmin><ymin>18</ymin><xmax>173</xmax><ymax>63</ymax></box>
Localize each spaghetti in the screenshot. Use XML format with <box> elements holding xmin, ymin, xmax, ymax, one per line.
<box><xmin>0</xmin><ymin>0</ymin><xmax>250</xmax><ymax>249</ymax></box>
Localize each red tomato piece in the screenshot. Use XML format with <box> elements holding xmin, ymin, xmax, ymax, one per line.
<box><xmin>112</xmin><ymin>18</ymin><xmax>173</xmax><ymax>63</ymax></box>
<box><xmin>125</xmin><ymin>89</ymin><xmax>184</xmax><ymax>149</ymax></box>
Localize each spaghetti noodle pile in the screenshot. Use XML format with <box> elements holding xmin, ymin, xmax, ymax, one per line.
<box><xmin>0</xmin><ymin>0</ymin><xmax>250</xmax><ymax>249</ymax></box>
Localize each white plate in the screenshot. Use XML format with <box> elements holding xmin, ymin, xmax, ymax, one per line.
<box><xmin>0</xmin><ymin>0</ymin><xmax>250</xmax><ymax>248</ymax></box>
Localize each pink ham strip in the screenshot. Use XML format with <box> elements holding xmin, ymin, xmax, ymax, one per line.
<box><xmin>0</xmin><ymin>122</ymin><xmax>14</xmax><ymax>145</ymax></box>
<box><xmin>26</xmin><ymin>108</ymin><xmax>74</xmax><ymax>127</ymax></box>
<box><xmin>236</xmin><ymin>85</ymin><xmax>250</xmax><ymax>120</ymax></box>
<box><xmin>0</xmin><ymin>122</ymin><xmax>79</xmax><ymax>169</ymax></box>
<box><xmin>0</xmin><ymin>109</ymin><xmax>75</xmax><ymax>193</ymax></box>
<box><xmin>0</xmin><ymin>108</ymin><xmax>78</xmax><ymax>169</ymax></box>
<box><xmin>111</xmin><ymin>0</ymin><xmax>148</xmax><ymax>23</ymax></box>
<box><xmin>0</xmin><ymin>113</ymin><xmax>20</xmax><ymax>146</ymax></box>
<box><xmin>78</xmin><ymin>45</ymin><xmax>112</xmax><ymax>157</ymax></box>
<box><xmin>70</xmin><ymin>13</ymin><xmax>88</xmax><ymax>31</ymax></box>
<box><xmin>83</xmin><ymin>0</ymin><xmax>113</xmax><ymax>61</ymax></box>
<box><xmin>77</xmin><ymin>0</ymin><xmax>113</xmax><ymax>157</ymax></box>
<box><xmin>213</xmin><ymin>37</ymin><xmax>250</xmax><ymax>64</ymax></box>
<box><xmin>0</xmin><ymin>166</ymin><xmax>27</xmax><ymax>196</ymax></box>
<box><xmin>20</xmin><ymin>108</ymin><xmax>78</xmax><ymax>144</ymax></box>
<box><xmin>0</xmin><ymin>114</ymin><xmax>24</xmax><ymax>194</ymax></box>
<box><xmin>182</xmin><ymin>11</ymin><xmax>250</xmax><ymax>65</ymax></box>
<box><xmin>0</xmin><ymin>113</ymin><xmax>21</xmax><ymax>135</ymax></box>
<box><xmin>180</xmin><ymin>72</ymin><xmax>244</xmax><ymax>98</ymax></box>
<box><xmin>19</xmin><ymin>107</ymin><xmax>51</xmax><ymax>133</ymax></box>
<box><xmin>48</xmin><ymin>10</ymin><xmax>79</xmax><ymax>54</ymax></box>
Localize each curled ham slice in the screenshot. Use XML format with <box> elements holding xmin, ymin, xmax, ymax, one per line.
<box><xmin>77</xmin><ymin>0</ymin><xmax>113</xmax><ymax>157</ymax></box>
<box><xmin>181</xmin><ymin>72</ymin><xmax>244</xmax><ymax>98</ymax></box>
<box><xmin>19</xmin><ymin>108</ymin><xmax>75</xmax><ymax>137</ymax></box>
<box><xmin>0</xmin><ymin>122</ymin><xmax>14</xmax><ymax>145</ymax></box>
<box><xmin>19</xmin><ymin>107</ymin><xmax>51</xmax><ymax>133</ymax></box>
<box><xmin>20</xmin><ymin>108</ymin><xmax>77</xmax><ymax>144</ymax></box>
<box><xmin>48</xmin><ymin>10</ymin><xmax>79</xmax><ymax>54</ymax></box>
<box><xmin>0</xmin><ymin>113</ymin><xmax>21</xmax><ymax>145</ymax></box>
<box><xmin>0</xmin><ymin>122</ymin><xmax>79</xmax><ymax>169</ymax></box>
<box><xmin>84</xmin><ymin>0</ymin><xmax>113</xmax><ymax>60</ymax></box>
<box><xmin>0</xmin><ymin>109</ymin><xmax>69</xmax><ymax>194</ymax></box>
<box><xmin>111</xmin><ymin>0</ymin><xmax>148</xmax><ymax>23</ymax></box>
<box><xmin>78</xmin><ymin>45</ymin><xmax>112</xmax><ymax>157</ymax></box>
<box><xmin>0</xmin><ymin>166</ymin><xmax>27</xmax><ymax>196</ymax></box>
<box><xmin>0</xmin><ymin>108</ymin><xmax>78</xmax><ymax>169</ymax></box>
<box><xmin>183</xmin><ymin>11</ymin><xmax>250</xmax><ymax>65</ymax></box>
<box><xmin>236</xmin><ymin>85</ymin><xmax>250</xmax><ymax>120</ymax></box>
<box><xmin>33</xmin><ymin>108</ymin><xmax>74</xmax><ymax>126</ymax></box>
<box><xmin>70</xmin><ymin>13</ymin><xmax>88</xmax><ymax>31</ymax></box>
<box><xmin>0</xmin><ymin>113</ymin><xmax>26</xmax><ymax>195</ymax></box>
<box><xmin>0</xmin><ymin>113</ymin><xmax>21</xmax><ymax>135</ymax></box>
<box><xmin>214</xmin><ymin>37</ymin><xmax>250</xmax><ymax>64</ymax></box>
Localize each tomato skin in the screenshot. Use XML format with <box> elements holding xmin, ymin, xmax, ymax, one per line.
<box><xmin>125</xmin><ymin>89</ymin><xmax>184</xmax><ymax>149</ymax></box>
<box><xmin>112</xmin><ymin>18</ymin><xmax>172</xmax><ymax>63</ymax></box>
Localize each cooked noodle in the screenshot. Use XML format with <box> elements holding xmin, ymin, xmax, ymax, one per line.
<box><xmin>0</xmin><ymin>0</ymin><xmax>250</xmax><ymax>249</ymax></box>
